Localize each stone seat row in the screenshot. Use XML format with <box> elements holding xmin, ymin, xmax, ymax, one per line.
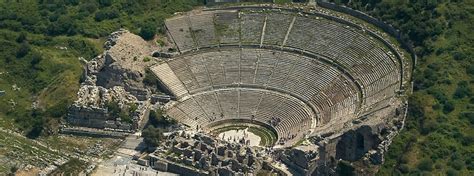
<box><xmin>165</xmin><ymin>11</ymin><xmax>400</xmax><ymax>105</ymax></box>
<box><xmin>165</xmin><ymin>89</ymin><xmax>313</xmax><ymax>146</ymax></box>
<box><xmin>159</xmin><ymin>48</ymin><xmax>359</xmax><ymax>125</ymax></box>
<box><xmin>161</xmin><ymin>9</ymin><xmax>403</xmax><ymax>134</ymax></box>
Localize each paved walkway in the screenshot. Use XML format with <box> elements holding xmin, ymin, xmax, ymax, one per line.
<box><xmin>92</xmin><ymin>133</ymin><xmax>176</xmax><ymax>176</ymax></box>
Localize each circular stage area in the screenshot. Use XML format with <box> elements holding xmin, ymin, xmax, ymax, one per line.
<box><xmin>209</xmin><ymin>121</ymin><xmax>278</xmax><ymax>147</ymax></box>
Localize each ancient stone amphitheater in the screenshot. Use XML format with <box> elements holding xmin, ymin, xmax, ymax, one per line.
<box><xmin>151</xmin><ymin>5</ymin><xmax>412</xmax><ymax>151</ymax></box>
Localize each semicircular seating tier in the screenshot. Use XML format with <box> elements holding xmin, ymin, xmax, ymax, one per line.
<box><xmin>153</xmin><ymin>8</ymin><xmax>404</xmax><ymax>145</ymax></box>
<box><xmin>166</xmin><ymin>88</ymin><xmax>314</xmax><ymax>145</ymax></box>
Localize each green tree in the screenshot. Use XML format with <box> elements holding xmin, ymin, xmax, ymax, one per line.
<box><xmin>417</xmin><ymin>158</ymin><xmax>433</xmax><ymax>171</ymax></box>
<box><xmin>16</xmin><ymin>42</ymin><xmax>30</xmax><ymax>58</ymax></box>
<box><xmin>142</xmin><ymin>126</ymin><xmax>164</xmax><ymax>147</ymax></box>
<box><xmin>99</xmin><ymin>0</ymin><xmax>113</xmax><ymax>7</ymax></box>
<box><xmin>16</xmin><ymin>32</ymin><xmax>27</xmax><ymax>43</ymax></box>
<box><xmin>139</xmin><ymin>23</ymin><xmax>156</xmax><ymax>40</ymax></box>
<box><xmin>336</xmin><ymin>161</ymin><xmax>355</xmax><ymax>176</ymax></box>
<box><xmin>453</xmin><ymin>81</ymin><xmax>471</xmax><ymax>99</ymax></box>
<box><xmin>149</xmin><ymin>109</ymin><xmax>176</xmax><ymax>127</ymax></box>
<box><xmin>443</xmin><ymin>101</ymin><xmax>455</xmax><ymax>114</ymax></box>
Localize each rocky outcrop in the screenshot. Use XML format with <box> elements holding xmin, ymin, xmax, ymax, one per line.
<box><xmin>71</xmin><ymin>85</ymin><xmax>137</xmax><ymax>108</ymax></box>
<box><xmin>67</xmin><ymin>29</ymin><xmax>159</xmax><ymax>132</ymax></box>
<box><xmin>90</xmin><ymin>29</ymin><xmax>158</xmax><ymax>100</ymax></box>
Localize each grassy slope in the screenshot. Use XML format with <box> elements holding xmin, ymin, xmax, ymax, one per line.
<box><xmin>380</xmin><ymin>21</ymin><xmax>474</xmax><ymax>176</ymax></box>
<box><xmin>382</xmin><ymin>2</ymin><xmax>473</xmax><ymax>176</ymax></box>
<box><xmin>0</xmin><ymin>31</ymin><xmax>86</xmax><ymax>134</ymax></box>
<box><xmin>328</xmin><ymin>0</ymin><xmax>473</xmax><ymax>175</ymax></box>
<box><xmin>0</xmin><ymin>0</ymin><xmax>203</xmax><ymax>173</ymax></box>
<box><xmin>334</xmin><ymin>1</ymin><xmax>474</xmax><ymax>175</ymax></box>
<box><xmin>0</xmin><ymin>0</ymin><xmax>202</xmax><ymax>132</ymax></box>
<box><xmin>49</xmin><ymin>158</ymin><xmax>88</xmax><ymax>175</ymax></box>
<box><xmin>0</xmin><ymin>129</ymin><xmax>64</xmax><ymax>173</ymax></box>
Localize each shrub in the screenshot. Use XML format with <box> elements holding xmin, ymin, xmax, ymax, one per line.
<box><xmin>99</xmin><ymin>0</ymin><xmax>113</xmax><ymax>7</ymax></box>
<box><xmin>399</xmin><ymin>164</ymin><xmax>410</xmax><ymax>174</ymax></box>
<box><xmin>467</xmin><ymin>65</ymin><xmax>474</xmax><ymax>76</ymax></box>
<box><xmin>29</xmin><ymin>52</ymin><xmax>43</xmax><ymax>68</ymax></box>
<box><xmin>432</xmin><ymin>103</ymin><xmax>441</xmax><ymax>110</ymax></box>
<box><xmin>46</xmin><ymin>100</ymin><xmax>69</xmax><ymax>118</ymax></box>
<box><xmin>142</xmin><ymin>126</ymin><xmax>164</xmax><ymax>147</ymax></box>
<box><xmin>459</xmin><ymin>112</ymin><xmax>474</xmax><ymax>125</ymax></box>
<box><xmin>400</xmin><ymin>155</ymin><xmax>410</xmax><ymax>164</ymax></box>
<box><xmin>25</xmin><ymin>112</ymin><xmax>45</xmax><ymax>139</ymax></box>
<box><xmin>143</xmin><ymin>57</ymin><xmax>151</xmax><ymax>62</ymax></box>
<box><xmin>467</xmin><ymin>160</ymin><xmax>474</xmax><ymax>170</ymax></box>
<box><xmin>336</xmin><ymin>161</ymin><xmax>355</xmax><ymax>176</ymax></box>
<box><xmin>94</xmin><ymin>8</ymin><xmax>119</xmax><ymax>21</ymax></box>
<box><xmin>46</xmin><ymin>16</ymin><xmax>78</xmax><ymax>36</ymax></box>
<box><xmin>428</xmin><ymin>89</ymin><xmax>448</xmax><ymax>103</ymax></box>
<box><xmin>446</xmin><ymin>168</ymin><xmax>459</xmax><ymax>176</ymax></box>
<box><xmin>453</xmin><ymin>81</ymin><xmax>471</xmax><ymax>99</ymax></box>
<box><xmin>443</xmin><ymin>101</ymin><xmax>455</xmax><ymax>114</ymax></box>
<box><xmin>450</xmin><ymin>160</ymin><xmax>464</xmax><ymax>170</ymax></box>
<box><xmin>421</xmin><ymin>120</ymin><xmax>438</xmax><ymax>135</ymax></box>
<box><xmin>461</xmin><ymin>134</ymin><xmax>474</xmax><ymax>146</ymax></box>
<box><xmin>156</xmin><ymin>39</ymin><xmax>165</xmax><ymax>47</ymax></box>
<box><xmin>79</xmin><ymin>3</ymin><xmax>98</xmax><ymax>13</ymax></box>
<box><xmin>149</xmin><ymin>110</ymin><xmax>176</xmax><ymax>127</ymax></box>
<box><xmin>143</xmin><ymin>69</ymin><xmax>159</xmax><ymax>87</ymax></box>
<box><xmin>16</xmin><ymin>32</ymin><xmax>27</xmax><ymax>43</ymax></box>
<box><xmin>66</xmin><ymin>39</ymin><xmax>99</xmax><ymax>59</ymax></box>
<box><xmin>139</xmin><ymin>23</ymin><xmax>156</xmax><ymax>40</ymax></box>
<box><xmin>452</xmin><ymin>51</ymin><xmax>466</xmax><ymax>61</ymax></box>
<box><xmin>106</xmin><ymin>101</ymin><xmax>130</xmax><ymax>122</ymax></box>
<box><xmin>16</xmin><ymin>42</ymin><xmax>30</xmax><ymax>58</ymax></box>
<box><xmin>417</xmin><ymin>159</ymin><xmax>433</xmax><ymax>171</ymax></box>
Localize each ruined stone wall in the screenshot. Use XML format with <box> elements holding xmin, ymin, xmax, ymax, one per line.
<box><xmin>133</xmin><ymin>102</ymin><xmax>151</xmax><ymax>130</ymax></box>
<box><xmin>300</xmin><ymin>118</ymin><xmax>404</xmax><ymax>175</ymax></box>
<box><xmin>206</xmin><ymin>0</ymin><xmax>274</xmax><ymax>6</ymax></box>
<box><xmin>67</xmin><ymin>105</ymin><xmax>108</xmax><ymax>129</ymax></box>
<box><xmin>60</xmin><ymin>127</ymin><xmax>128</xmax><ymax>138</ymax></box>
<box><xmin>148</xmin><ymin>132</ymin><xmax>274</xmax><ymax>175</ymax></box>
<box><xmin>334</xmin><ymin>125</ymin><xmax>382</xmax><ymax>161</ymax></box>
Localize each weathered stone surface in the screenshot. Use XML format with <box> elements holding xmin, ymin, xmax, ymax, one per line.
<box><xmin>335</xmin><ymin>125</ymin><xmax>382</xmax><ymax>161</ymax></box>
<box><xmin>148</xmin><ymin>131</ymin><xmax>268</xmax><ymax>176</ymax></box>
<box><xmin>67</xmin><ymin>29</ymin><xmax>157</xmax><ymax>132</ymax></box>
<box><xmin>67</xmin><ymin>85</ymin><xmax>146</xmax><ymax>131</ymax></box>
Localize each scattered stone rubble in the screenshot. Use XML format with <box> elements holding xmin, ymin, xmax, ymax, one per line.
<box><xmin>67</xmin><ymin>85</ymin><xmax>145</xmax><ymax>131</ymax></box>
<box><xmin>143</xmin><ymin>126</ymin><xmax>408</xmax><ymax>176</ymax></box>
<box><xmin>67</xmin><ymin>29</ymin><xmax>158</xmax><ymax>133</ymax></box>
<box><xmin>279</xmin><ymin>145</ymin><xmax>319</xmax><ymax>175</ymax></box>
<box><xmin>147</xmin><ymin>131</ymin><xmax>281</xmax><ymax>176</ymax></box>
